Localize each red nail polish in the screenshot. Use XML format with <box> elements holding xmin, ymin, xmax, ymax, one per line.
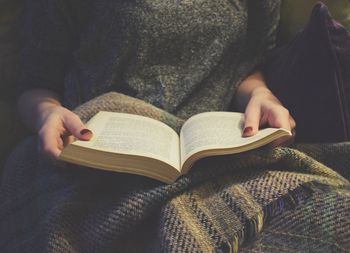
<box><xmin>243</xmin><ymin>127</ymin><xmax>253</xmax><ymax>135</ymax></box>
<box><xmin>80</xmin><ymin>129</ymin><xmax>92</xmax><ymax>135</ymax></box>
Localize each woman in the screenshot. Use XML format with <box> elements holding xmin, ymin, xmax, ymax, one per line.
<box><xmin>1</xmin><ymin>0</ymin><xmax>349</xmax><ymax>252</ymax></box>
<box><xmin>18</xmin><ymin>1</ymin><xmax>295</xmax><ymax>158</ymax></box>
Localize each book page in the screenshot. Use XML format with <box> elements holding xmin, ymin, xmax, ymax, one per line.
<box><xmin>180</xmin><ymin>112</ymin><xmax>289</xmax><ymax>167</ymax></box>
<box><xmin>73</xmin><ymin>111</ymin><xmax>180</xmax><ymax>171</ymax></box>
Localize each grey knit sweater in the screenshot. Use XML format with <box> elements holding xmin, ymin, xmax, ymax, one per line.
<box><xmin>20</xmin><ymin>0</ymin><xmax>280</xmax><ymax>119</ymax></box>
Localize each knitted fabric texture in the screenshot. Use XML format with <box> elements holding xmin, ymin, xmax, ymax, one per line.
<box><xmin>1</xmin><ymin>92</ymin><xmax>349</xmax><ymax>253</ymax></box>
<box><xmin>19</xmin><ymin>0</ymin><xmax>280</xmax><ymax>119</ymax></box>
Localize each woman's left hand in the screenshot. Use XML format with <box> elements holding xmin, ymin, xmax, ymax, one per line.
<box><xmin>242</xmin><ymin>87</ymin><xmax>296</xmax><ymax>146</ymax></box>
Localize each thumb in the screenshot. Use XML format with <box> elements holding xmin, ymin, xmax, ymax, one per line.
<box><xmin>63</xmin><ymin>112</ymin><xmax>93</xmax><ymax>141</ymax></box>
<box><xmin>243</xmin><ymin>102</ymin><xmax>260</xmax><ymax>137</ymax></box>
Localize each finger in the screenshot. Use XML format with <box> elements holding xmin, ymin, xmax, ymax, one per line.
<box><xmin>63</xmin><ymin>112</ymin><xmax>93</xmax><ymax>141</ymax></box>
<box><xmin>243</xmin><ymin>102</ymin><xmax>261</xmax><ymax>137</ymax></box>
<box><xmin>269</xmin><ymin>116</ymin><xmax>296</xmax><ymax>148</ymax></box>
<box><xmin>38</xmin><ymin>127</ymin><xmax>63</xmax><ymax>159</ymax></box>
<box><xmin>268</xmin><ymin>108</ymin><xmax>292</xmax><ymax>131</ymax></box>
<box><xmin>60</xmin><ymin>131</ymin><xmax>75</xmax><ymax>146</ymax></box>
<box><xmin>63</xmin><ymin>135</ymin><xmax>75</xmax><ymax>146</ymax></box>
<box><xmin>289</xmin><ymin>115</ymin><xmax>296</xmax><ymax>130</ymax></box>
<box><xmin>58</xmin><ymin>135</ymin><xmax>64</xmax><ymax>150</ymax></box>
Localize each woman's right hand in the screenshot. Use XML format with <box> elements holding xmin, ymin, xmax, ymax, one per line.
<box><xmin>18</xmin><ymin>89</ymin><xmax>93</xmax><ymax>160</ymax></box>
<box><xmin>37</xmin><ymin>105</ymin><xmax>93</xmax><ymax>159</ymax></box>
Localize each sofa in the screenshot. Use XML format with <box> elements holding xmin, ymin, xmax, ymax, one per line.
<box><xmin>1</xmin><ymin>0</ymin><xmax>350</xmax><ymax>169</ymax></box>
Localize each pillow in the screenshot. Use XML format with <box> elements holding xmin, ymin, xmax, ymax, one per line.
<box><xmin>278</xmin><ymin>0</ymin><xmax>350</xmax><ymax>45</ymax></box>
<box><xmin>262</xmin><ymin>2</ymin><xmax>350</xmax><ymax>143</ymax></box>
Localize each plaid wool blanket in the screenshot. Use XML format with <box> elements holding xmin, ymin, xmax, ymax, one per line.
<box><xmin>1</xmin><ymin>92</ymin><xmax>349</xmax><ymax>252</ymax></box>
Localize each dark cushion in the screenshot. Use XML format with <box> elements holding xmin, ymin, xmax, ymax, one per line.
<box><xmin>0</xmin><ymin>0</ymin><xmax>22</xmax><ymax>100</ymax></box>
<box><xmin>263</xmin><ymin>1</ymin><xmax>350</xmax><ymax>143</ymax></box>
<box><xmin>278</xmin><ymin>0</ymin><xmax>350</xmax><ymax>45</ymax></box>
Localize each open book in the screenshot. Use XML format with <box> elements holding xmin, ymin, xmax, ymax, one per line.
<box><xmin>59</xmin><ymin>111</ymin><xmax>291</xmax><ymax>183</ymax></box>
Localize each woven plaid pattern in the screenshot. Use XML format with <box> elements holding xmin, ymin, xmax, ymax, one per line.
<box><xmin>1</xmin><ymin>92</ymin><xmax>349</xmax><ymax>252</ymax></box>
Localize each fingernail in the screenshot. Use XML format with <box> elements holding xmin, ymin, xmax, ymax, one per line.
<box><xmin>243</xmin><ymin>127</ymin><xmax>253</xmax><ymax>136</ymax></box>
<box><xmin>80</xmin><ymin>129</ymin><xmax>92</xmax><ymax>136</ymax></box>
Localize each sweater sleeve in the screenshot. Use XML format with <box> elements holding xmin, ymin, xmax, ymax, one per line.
<box><xmin>238</xmin><ymin>0</ymin><xmax>281</xmax><ymax>77</ymax></box>
<box><xmin>249</xmin><ymin>1</ymin><xmax>281</xmax><ymax>51</ymax></box>
<box><xmin>17</xmin><ymin>0</ymin><xmax>78</xmax><ymax>98</ymax></box>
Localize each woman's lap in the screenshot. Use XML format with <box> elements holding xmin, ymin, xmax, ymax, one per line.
<box><xmin>1</xmin><ymin>92</ymin><xmax>349</xmax><ymax>252</ymax></box>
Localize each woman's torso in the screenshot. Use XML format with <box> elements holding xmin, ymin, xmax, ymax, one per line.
<box><xmin>63</xmin><ymin>0</ymin><xmax>280</xmax><ymax>119</ymax></box>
